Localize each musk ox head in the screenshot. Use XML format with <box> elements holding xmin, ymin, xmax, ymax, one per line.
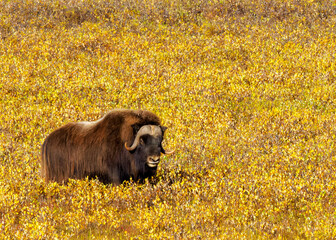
<box><xmin>125</xmin><ymin>125</ymin><xmax>174</xmax><ymax>168</ymax></box>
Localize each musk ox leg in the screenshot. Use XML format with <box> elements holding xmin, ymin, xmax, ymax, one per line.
<box><xmin>110</xmin><ymin>168</ymin><xmax>122</xmax><ymax>185</ymax></box>
<box><xmin>86</xmin><ymin>172</ymin><xmax>113</xmax><ymax>185</ymax></box>
<box><xmin>89</xmin><ymin>168</ymin><xmax>121</xmax><ymax>185</ymax></box>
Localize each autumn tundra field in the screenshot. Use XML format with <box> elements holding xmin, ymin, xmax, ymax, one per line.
<box><xmin>1</xmin><ymin>0</ymin><xmax>336</xmax><ymax>239</ymax></box>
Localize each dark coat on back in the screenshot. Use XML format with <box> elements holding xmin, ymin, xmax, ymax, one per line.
<box><xmin>41</xmin><ymin>109</ymin><xmax>164</xmax><ymax>184</ymax></box>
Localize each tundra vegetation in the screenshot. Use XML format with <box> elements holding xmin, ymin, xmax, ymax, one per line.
<box><xmin>1</xmin><ymin>0</ymin><xmax>336</xmax><ymax>239</ymax></box>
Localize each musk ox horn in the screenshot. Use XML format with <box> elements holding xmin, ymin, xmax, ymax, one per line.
<box><xmin>125</xmin><ymin>125</ymin><xmax>162</xmax><ymax>151</ymax></box>
<box><xmin>161</xmin><ymin>148</ymin><xmax>175</xmax><ymax>155</ymax></box>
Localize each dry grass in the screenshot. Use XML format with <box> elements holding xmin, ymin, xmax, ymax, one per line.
<box><xmin>1</xmin><ymin>0</ymin><xmax>336</xmax><ymax>238</ymax></box>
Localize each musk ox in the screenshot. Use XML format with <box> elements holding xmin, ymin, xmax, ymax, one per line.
<box><xmin>41</xmin><ymin>109</ymin><xmax>174</xmax><ymax>184</ymax></box>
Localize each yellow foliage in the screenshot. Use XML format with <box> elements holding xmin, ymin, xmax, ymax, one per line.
<box><xmin>1</xmin><ymin>0</ymin><xmax>336</xmax><ymax>238</ymax></box>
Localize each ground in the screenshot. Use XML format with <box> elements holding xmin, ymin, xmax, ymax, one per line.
<box><xmin>0</xmin><ymin>0</ymin><xmax>336</xmax><ymax>238</ymax></box>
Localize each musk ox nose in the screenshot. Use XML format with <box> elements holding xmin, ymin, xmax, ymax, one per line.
<box><xmin>147</xmin><ymin>156</ymin><xmax>160</xmax><ymax>168</ymax></box>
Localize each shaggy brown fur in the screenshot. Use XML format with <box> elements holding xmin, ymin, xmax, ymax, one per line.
<box><xmin>41</xmin><ymin>109</ymin><xmax>165</xmax><ymax>184</ymax></box>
